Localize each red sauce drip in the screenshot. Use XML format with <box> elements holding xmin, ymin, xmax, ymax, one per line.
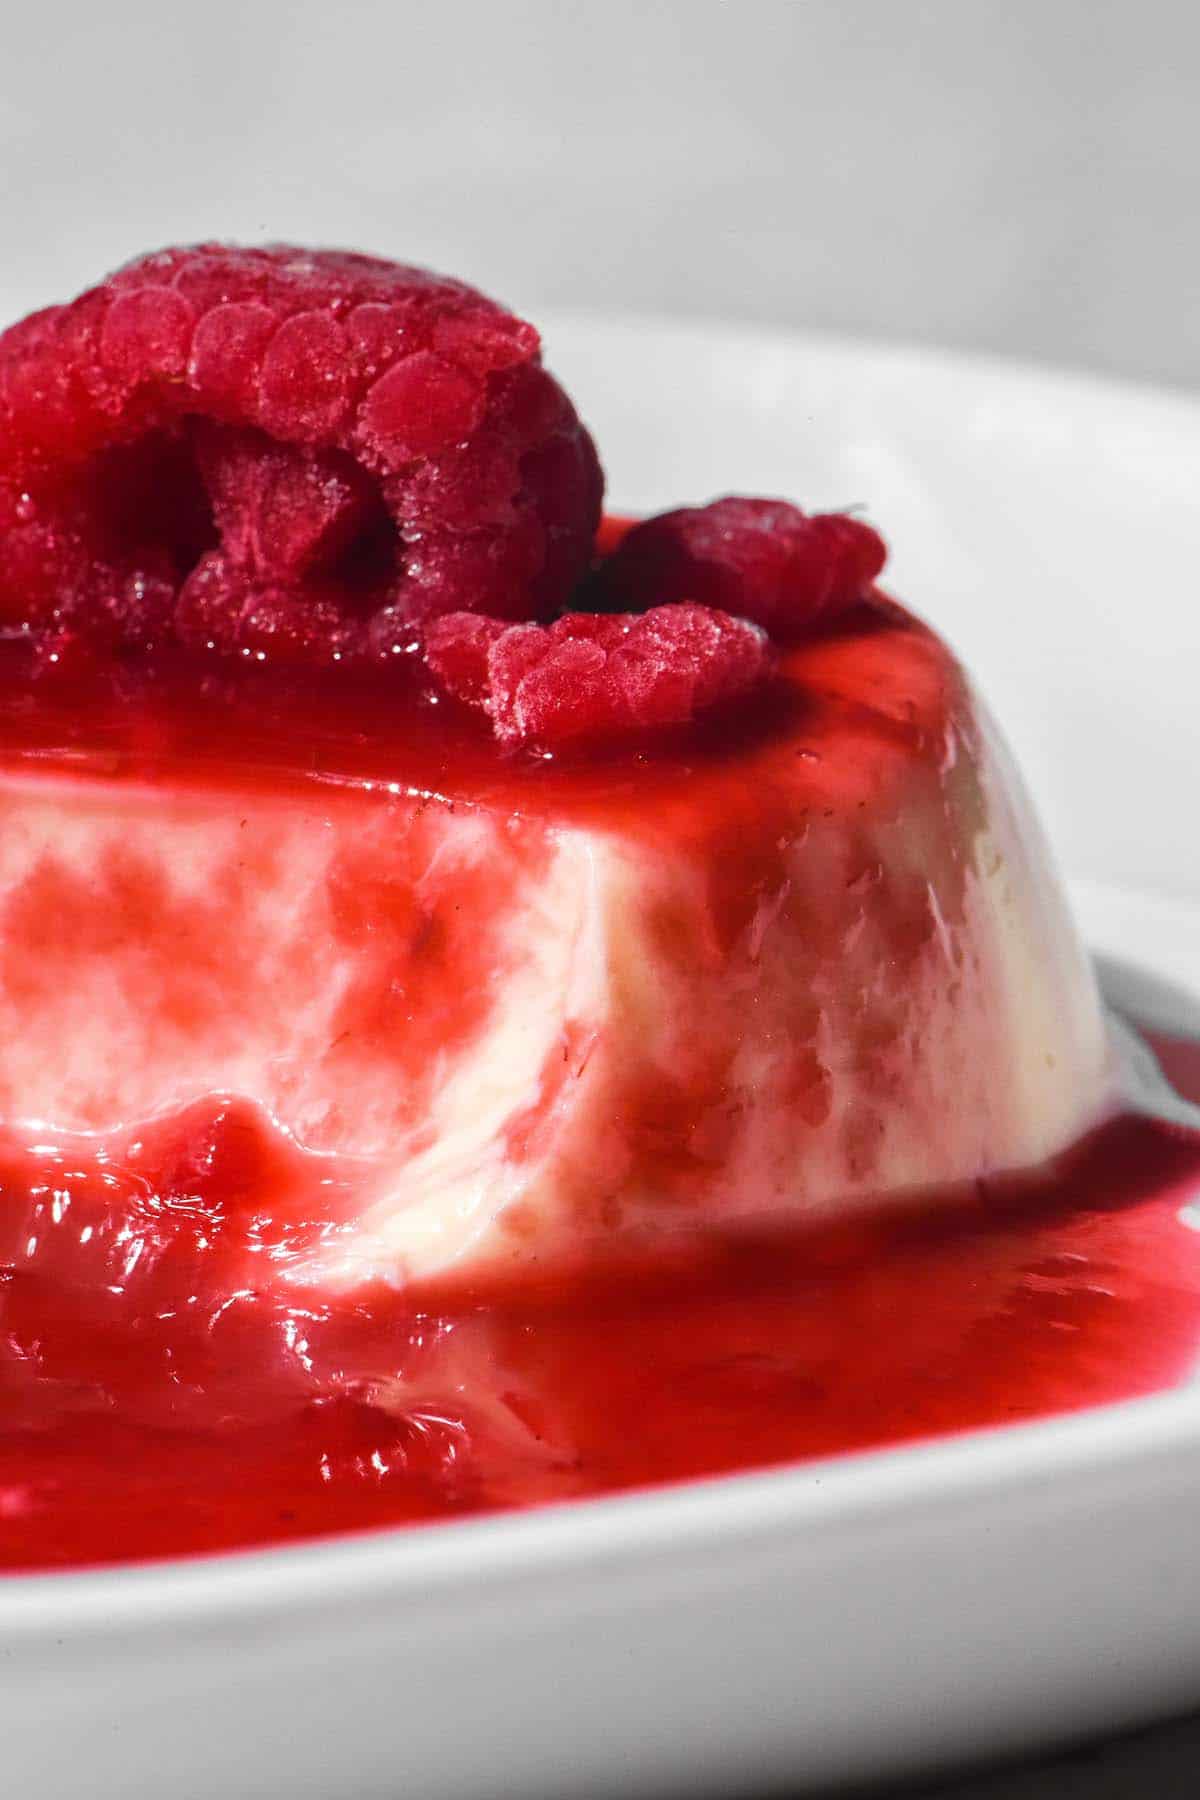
<box><xmin>0</xmin><ymin>1035</ymin><xmax>1197</xmax><ymax>1572</ymax></box>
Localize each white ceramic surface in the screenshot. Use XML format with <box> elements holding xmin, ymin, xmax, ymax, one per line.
<box><xmin>2</xmin><ymin>320</ymin><xmax>1199</xmax><ymax>1799</ymax></box>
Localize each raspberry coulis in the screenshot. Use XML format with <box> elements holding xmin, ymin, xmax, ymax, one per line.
<box><xmin>0</xmin><ymin>1038</ymin><xmax>1196</xmax><ymax>1572</ymax></box>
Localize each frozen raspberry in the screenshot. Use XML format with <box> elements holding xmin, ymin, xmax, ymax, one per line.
<box><xmin>426</xmin><ymin>604</ymin><xmax>772</xmax><ymax>750</ymax></box>
<box><xmin>590</xmin><ymin>497</ymin><xmax>886</xmax><ymax>642</ymax></box>
<box><xmin>422</xmin><ymin>610</ymin><xmax>506</xmax><ymax>707</ymax></box>
<box><xmin>0</xmin><ymin>244</ymin><xmax>602</xmax><ymax>666</ymax></box>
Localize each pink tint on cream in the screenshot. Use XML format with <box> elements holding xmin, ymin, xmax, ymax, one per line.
<box><xmin>0</xmin><ymin>595</ymin><xmax>1116</xmax><ymax>1288</ymax></box>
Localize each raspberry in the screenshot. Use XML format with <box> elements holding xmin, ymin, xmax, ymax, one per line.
<box><xmin>590</xmin><ymin>496</ymin><xmax>886</xmax><ymax>642</ymax></box>
<box><xmin>426</xmin><ymin>604</ymin><xmax>772</xmax><ymax>750</ymax></box>
<box><xmin>422</xmin><ymin>610</ymin><xmax>505</xmax><ymax>707</ymax></box>
<box><xmin>0</xmin><ymin>244</ymin><xmax>602</xmax><ymax>666</ymax></box>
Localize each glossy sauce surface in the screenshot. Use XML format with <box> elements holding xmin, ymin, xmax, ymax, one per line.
<box><xmin>0</xmin><ymin>590</ymin><xmax>955</xmax><ymax>831</ymax></box>
<box><xmin>0</xmin><ymin>1036</ymin><xmax>1194</xmax><ymax>1572</ymax></box>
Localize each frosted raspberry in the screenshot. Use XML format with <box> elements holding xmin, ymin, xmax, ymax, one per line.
<box><xmin>0</xmin><ymin>244</ymin><xmax>602</xmax><ymax>665</ymax></box>
<box><xmin>590</xmin><ymin>496</ymin><xmax>886</xmax><ymax>642</ymax></box>
<box><xmin>421</xmin><ymin>610</ymin><xmax>506</xmax><ymax>706</ymax></box>
<box><xmin>426</xmin><ymin>605</ymin><xmax>772</xmax><ymax>750</ymax></box>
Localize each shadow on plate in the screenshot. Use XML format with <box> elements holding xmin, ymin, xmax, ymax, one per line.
<box><xmin>1096</xmin><ymin>953</ymin><xmax>1200</xmax><ymax>1042</ymax></box>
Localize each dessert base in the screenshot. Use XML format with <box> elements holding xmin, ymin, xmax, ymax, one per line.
<box><xmin>0</xmin><ymin>596</ymin><xmax>1114</xmax><ymax>1286</ymax></box>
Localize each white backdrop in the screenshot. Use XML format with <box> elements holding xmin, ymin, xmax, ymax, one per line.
<box><xmin>2</xmin><ymin>0</ymin><xmax>1197</xmax><ymax>391</ymax></box>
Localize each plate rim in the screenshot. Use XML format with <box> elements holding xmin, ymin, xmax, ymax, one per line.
<box><xmin>538</xmin><ymin>303</ymin><xmax>1200</xmax><ymax>433</ymax></box>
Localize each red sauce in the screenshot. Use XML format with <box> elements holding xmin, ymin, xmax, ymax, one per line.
<box><xmin>0</xmin><ymin>592</ymin><xmax>956</xmax><ymax>834</ymax></box>
<box><xmin>0</xmin><ymin>1036</ymin><xmax>1194</xmax><ymax>1572</ymax></box>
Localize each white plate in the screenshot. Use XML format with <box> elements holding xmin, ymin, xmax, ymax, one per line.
<box><xmin>3</xmin><ymin>318</ymin><xmax>1200</xmax><ymax>1800</ymax></box>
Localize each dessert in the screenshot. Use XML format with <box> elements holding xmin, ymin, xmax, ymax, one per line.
<box><xmin>0</xmin><ymin>244</ymin><xmax>1194</xmax><ymax>1570</ymax></box>
<box><xmin>0</xmin><ymin>244</ymin><xmax>1116</xmax><ymax>1286</ymax></box>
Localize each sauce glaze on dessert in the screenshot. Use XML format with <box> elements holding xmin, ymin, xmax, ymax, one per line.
<box><xmin>0</xmin><ymin>587</ymin><xmax>1114</xmax><ymax>1288</ymax></box>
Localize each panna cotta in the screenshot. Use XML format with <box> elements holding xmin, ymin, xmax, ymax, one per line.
<box><xmin>0</xmin><ymin>594</ymin><xmax>1114</xmax><ymax>1287</ymax></box>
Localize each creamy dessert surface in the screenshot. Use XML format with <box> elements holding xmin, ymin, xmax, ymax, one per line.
<box><xmin>0</xmin><ymin>603</ymin><xmax>1116</xmax><ymax>1288</ymax></box>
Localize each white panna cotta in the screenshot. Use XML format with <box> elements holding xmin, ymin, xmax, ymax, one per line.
<box><xmin>0</xmin><ymin>595</ymin><xmax>1115</xmax><ymax>1287</ymax></box>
